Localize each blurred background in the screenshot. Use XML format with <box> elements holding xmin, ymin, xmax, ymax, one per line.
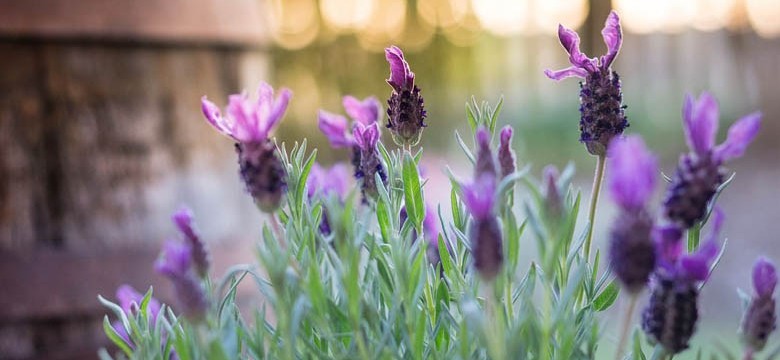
<box><xmin>0</xmin><ymin>0</ymin><xmax>778</xmax><ymax>358</ymax></box>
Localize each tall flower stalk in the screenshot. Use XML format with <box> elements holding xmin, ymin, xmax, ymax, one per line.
<box><xmin>545</xmin><ymin>11</ymin><xmax>626</xmax><ymax>261</ymax></box>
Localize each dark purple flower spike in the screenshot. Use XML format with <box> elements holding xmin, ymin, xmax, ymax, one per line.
<box><xmin>352</xmin><ymin>122</ymin><xmax>387</xmax><ymax>202</ymax></box>
<box><xmin>664</xmin><ymin>92</ymin><xmax>761</xmax><ymax>228</ymax></box>
<box><xmin>474</xmin><ymin>127</ymin><xmax>498</xmax><ymax>179</ymax></box>
<box><xmin>642</xmin><ymin>210</ymin><xmax>724</xmax><ymax>354</ymax></box>
<box><xmin>172</xmin><ymin>207</ymin><xmax>210</xmax><ymax>278</ymax></box>
<box><xmin>462</xmin><ymin>174</ymin><xmax>503</xmax><ymax>281</ymax></box>
<box><xmin>498</xmin><ymin>125</ymin><xmax>517</xmax><ymax>178</ymax></box>
<box><xmin>607</xmin><ymin>136</ymin><xmax>658</xmax><ymax>293</ymax></box>
<box><xmin>385</xmin><ymin>46</ymin><xmax>427</xmax><ymax>147</ymax></box>
<box><xmin>741</xmin><ymin>257</ymin><xmax>777</xmax><ymax>353</ymax></box>
<box><xmin>545</xmin><ymin>11</ymin><xmax>627</xmax><ymax>156</ymax></box>
<box><xmin>202</xmin><ymin>83</ymin><xmax>291</xmax><ymax>212</ymax></box>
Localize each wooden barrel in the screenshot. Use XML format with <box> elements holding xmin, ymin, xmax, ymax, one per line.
<box><xmin>0</xmin><ymin>1</ymin><xmax>268</xmax><ymax>359</ymax></box>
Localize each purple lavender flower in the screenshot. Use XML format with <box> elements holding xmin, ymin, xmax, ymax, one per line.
<box><xmin>663</xmin><ymin>92</ymin><xmax>761</xmax><ymax>228</ymax></box>
<box><xmin>111</xmin><ymin>284</ymin><xmax>163</xmax><ymax>346</ymax></box>
<box><xmin>172</xmin><ymin>207</ymin><xmax>210</xmax><ymax>278</ymax></box>
<box><xmin>462</xmin><ymin>174</ymin><xmax>503</xmax><ymax>281</ymax></box>
<box><xmin>474</xmin><ymin>127</ymin><xmax>498</xmax><ymax>179</ymax></box>
<box><xmin>307</xmin><ymin>163</ymin><xmax>351</xmax><ymax>234</ymax></box>
<box><xmin>607</xmin><ymin>136</ymin><xmax>658</xmax><ymax>293</ymax></box>
<box><xmin>318</xmin><ymin>111</ymin><xmax>354</xmax><ymax>148</ymax></box>
<box><xmin>544</xmin><ymin>11</ymin><xmax>627</xmax><ymax>156</ymax></box>
<box><xmin>741</xmin><ymin>257</ymin><xmax>777</xmax><ymax>352</ymax></box>
<box><xmin>201</xmin><ymin>83</ymin><xmax>291</xmax><ymax>212</ymax></box>
<box><xmin>353</xmin><ymin>122</ymin><xmax>387</xmax><ymax>202</ymax></box>
<box><xmin>498</xmin><ymin>125</ymin><xmax>517</xmax><ymax>178</ymax></box>
<box><xmin>642</xmin><ymin>213</ymin><xmax>723</xmax><ymax>354</ymax></box>
<box><xmin>541</xmin><ymin>165</ymin><xmax>564</xmax><ymax>221</ymax></box>
<box><xmin>343</xmin><ymin>95</ymin><xmax>382</xmax><ymax>126</ymax></box>
<box><xmin>385</xmin><ymin>46</ymin><xmax>427</xmax><ymax>147</ymax></box>
<box><xmin>155</xmin><ymin>241</ymin><xmax>208</xmax><ymax>320</ymax></box>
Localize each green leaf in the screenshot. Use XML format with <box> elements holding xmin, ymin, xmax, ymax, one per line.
<box><xmin>593</xmin><ymin>280</ymin><xmax>620</xmax><ymax>311</ymax></box>
<box><xmin>402</xmin><ymin>151</ymin><xmax>425</xmax><ymax>232</ymax></box>
<box><xmin>632</xmin><ymin>329</ymin><xmax>647</xmax><ymax>360</ymax></box>
<box><xmin>102</xmin><ymin>316</ymin><xmax>133</xmax><ymax>357</ymax></box>
<box><xmin>454</xmin><ymin>131</ymin><xmax>476</xmax><ymax>164</ymax></box>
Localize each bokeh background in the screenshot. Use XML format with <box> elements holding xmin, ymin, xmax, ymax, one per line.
<box><xmin>0</xmin><ymin>0</ymin><xmax>779</xmax><ymax>358</ymax></box>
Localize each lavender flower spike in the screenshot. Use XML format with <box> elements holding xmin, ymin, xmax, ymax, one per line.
<box><xmin>111</xmin><ymin>284</ymin><xmax>162</xmax><ymax>346</ymax></box>
<box><xmin>463</xmin><ymin>174</ymin><xmax>503</xmax><ymax>281</ymax></box>
<box><xmin>498</xmin><ymin>125</ymin><xmax>517</xmax><ymax>178</ymax></box>
<box><xmin>741</xmin><ymin>257</ymin><xmax>777</xmax><ymax>352</ymax></box>
<box><xmin>172</xmin><ymin>207</ymin><xmax>210</xmax><ymax>278</ymax></box>
<box><xmin>664</xmin><ymin>93</ymin><xmax>762</xmax><ymax>228</ymax></box>
<box><xmin>385</xmin><ymin>45</ymin><xmax>427</xmax><ymax>147</ymax></box>
<box><xmin>474</xmin><ymin>127</ymin><xmax>498</xmax><ymax>179</ymax></box>
<box><xmin>607</xmin><ymin>136</ymin><xmax>658</xmax><ymax>293</ymax></box>
<box><xmin>202</xmin><ymin>83</ymin><xmax>292</xmax><ymax>212</ymax></box>
<box><xmin>544</xmin><ymin>11</ymin><xmax>627</xmax><ymax>156</ymax></box>
<box><xmin>155</xmin><ymin>240</ymin><xmax>208</xmax><ymax>320</ymax></box>
<box><xmin>343</xmin><ymin>95</ymin><xmax>382</xmax><ymax>126</ymax></box>
<box><xmin>307</xmin><ymin>163</ymin><xmax>351</xmax><ymax>234</ymax></box>
<box><xmin>353</xmin><ymin>122</ymin><xmax>387</xmax><ymax>202</ymax></box>
<box><xmin>318</xmin><ymin>110</ymin><xmax>354</xmax><ymax>148</ymax></box>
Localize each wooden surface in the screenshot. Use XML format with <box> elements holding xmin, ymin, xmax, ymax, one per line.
<box><xmin>0</xmin><ymin>0</ymin><xmax>269</xmax><ymax>46</ymax></box>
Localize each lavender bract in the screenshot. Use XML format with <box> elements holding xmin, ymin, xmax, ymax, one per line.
<box><xmin>607</xmin><ymin>136</ymin><xmax>658</xmax><ymax>293</ymax></box>
<box><xmin>172</xmin><ymin>207</ymin><xmax>210</xmax><ymax>277</ymax></box>
<box><xmin>642</xmin><ymin>213</ymin><xmax>723</xmax><ymax>354</ymax></box>
<box><xmin>545</xmin><ymin>11</ymin><xmax>627</xmax><ymax>156</ymax></box>
<box><xmin>498</xmin><ymin>125</ymin><xmax>517</xmax><ymax>178</ymax></box>
<box><xmin>353</xmin><ymin>122</ymin><xmax>387</xmax><ymax>202</ymax></box>
<box><xmin>155</xmin><ymin>240</ymin><xmax>208</xmax><ymax>320</ymax></box>
<box><xmin>474</xmin><ymin>127</ymin><xmax>498</xmax><ymax>179</ymax></box>
<box><xmin>385</xmin><ymin>46</ymin><xmax>427</xmax><ymax>147</ymax></box>
<box><xmin>462</xmin><ymin>174</ymin><xmax>502</xmax><ymax>281</ymax></box>
<box><xmin>111</xmin><ymin>284</ymin><xmax>162</xmax><ymax>346</ymax></box>
<box><xmin>307</xmin><ymin>163</ymin><xmax>351</xmax><ymax>234</ymax></box>
<box><xmin>201</xmin><ymin>83</ymin><xmax>292</xmax><ymax>212</ymax></box>
<box><xmin>663</xmin><ymin>92</ymin><xmax>761</xmax><ymax>228</ymax></box>
<box><xmin>741</xmin><ymin>257</ymin><xmax>777</xmax><ymax>352</ymax></box>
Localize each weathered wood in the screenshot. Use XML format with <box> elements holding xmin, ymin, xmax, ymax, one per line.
<box><xmin>0</xmin><ymin>0</ymin><xmax>268</xmax><ymax>46</ymax></box>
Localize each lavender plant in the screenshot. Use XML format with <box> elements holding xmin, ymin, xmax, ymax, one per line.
<box><xmin>98</xmin><ymin>10</ymin><xmax>773</xmax><ymax>360</ymax></box>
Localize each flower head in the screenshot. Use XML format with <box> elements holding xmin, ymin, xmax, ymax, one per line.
<box><xmin>754</xmin><ymin>258</ymin><xmax>778</xmax><ymax>298</ymax></box>
<box><xmin>154</xmin><ymin>240</ymin><xmax>208</xmax><ymax>320</ymax></box>
<box><xmin>307</xmin><ymin>163</ymin><xmax>351</xmax><ymax>200</ymax></box>
<box><xmin>607</xmin><ymin>135</ymin><xmax>657</xmax><ymax>211</ymax></box>
<box><xmin>354</xmin><ymin>122</ymin><xmax>380</xmax><ymax>152</ymax></box>
<box><xmin>318</xmin><ymin>95</ymin><xmax>382</xmax><ymax>149</ymax></box>
<box><xmin>343</xmin><ymin>95</ymin><xmax>382</xmax><ymax>126</ymax></box>
<box><xmin>463</xmin><ymin>175</ymin><xmax>502</xmax><ymax>280</ymax></box>
<box><xmin>475</xmin><ymin>127</ymin><xmax>498</xmax><ymax>179</ymax></box>
<box><xmin>462</xmin><ymin>174</ymin><xmax>496</xmax><ymax>221</ymax></box>
<box><xmin>154</xmin><ymin>240</ymin><xmax>192</xmax><ymax>277</ymax></box>
<box><xmin>498</xmin><ymin>125</ymin><xmax>517</xmax><ymax>178</ymax></box>
<box><xmin>172</xmin><ymin>207</ymin><xmax>210</xmax><ymax>277</ymax></box>
<box><xmin>318</xmin><ymin>110</ymin><xmax>354</xmax><ymax>148</ymax></box>
<box><xmin>544</xmin><ymin>11</ymin><xmax>622</xmax><ymax>81</ymax></box>
<box><xmin>655</xmin><ymin>209</ymin><xmax>724</xmax><ymax>282</ymax></box>
<box><xmin>201</xmin><ymin>83</ymin><xmax>291</xmax><ymax>143</ymax></box>
<box><xmin>116</xmin><ymin>284</ymin><xmax>161</xmax><ymax>322</ymax></box>
<box><xmin>385</xmin><ymin>46</ymin><xmax>427</xmax><ymax>147</ymax></box>
<box><xmin>682</xmin><ymin>92</ymin><xmax>761</xmax><ymax>162</ymax></box>
<box><xmin>741</xmin><ymin>257</ymin><xmax>778</xmax><ymax>352</ymax></box>
<box><xmin>352</xmin><ymin>122</ymin><xmax>386</xmax><ymax>201</ymax></box>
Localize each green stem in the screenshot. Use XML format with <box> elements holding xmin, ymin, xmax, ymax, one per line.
<box><xmin>614</xmin><ymin>294</ymin><xmax>638</xmax><ymax>360</ymax></box>
<box><xmin>584</xmin><ymin>155</ymin><xmax>607</xmax><ymax>261</ymax></box>
<box><xmin>687</xmin><ymin>222</ymin><xmax>701</xmax><ymax>252</ymax></box>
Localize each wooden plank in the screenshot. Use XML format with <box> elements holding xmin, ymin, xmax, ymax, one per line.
<box><xmin>0</xmin><ymin>0</ymin><xmax>269</xmax><ymax>46</ymax></box>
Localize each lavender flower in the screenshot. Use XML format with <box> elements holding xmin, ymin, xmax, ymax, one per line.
<box><xmin>542</xmin><ymin>165</ymin><xmax>564</xmax><ymax>222</ymax></box>
<box><xmin>607</xmin><ymin>136</ymin><xmax>658</xmax><ymax>293</ymax></box>
<box><xmin>111</xmin><ymin>284</ymin><xmax>162</xmax><ymax>345</ymax></box>
<box><xmin>385</xmin><ymin>46</ymin><xmax>427</xmax><ymax>147</ymax></box>
<box><xmin>155</xmin><ymin>241</ymin><xmax>208</xmax><ymax>320</ymax></box>
<box><xmin>318</xmin><ymin>95</ymin><xmax>382</xmax><ymax>149</ymax></box>
<box><xmin>172</xmin><ymin>207</ymin><xmax>210</xmax><ymax>277</ymax></box>
<box><xmin>462</xmin><ymin>174</ymin><xmax>503</xmax><ymax>281</ymax></box>
<box><xmin>474</xmin><ymin>127</ymin><xmax>498</xmax><ymax>179</ymax></box>
<box><xmin>741</xmin><ymin>257</ymin><xmax>777</xmax><ymax>353</ymax></box>
<box><xmin>663</xmin><ymin>92</ymin><xmax>761</xmax><ymax>228</ymax></box>
<box><xmin>642</xmin><ymin>213</ymin><xmax>723</xmax><ymax>354</ymax></box>
<box><xmin>400</xmin><ymin>203</ymin><xmax>444</xmax><ymax>266</ymax></box>
<box><xmin>353</xmin><ymin>122</ymin><xmax>387</xmax><ymax>201</ymax></box>
<box><xmin>544</xmin><ymin>11</ymin><xmax>627</xmax><ymax>156</ymax></box>
<box><xmin>307</xmin><ymin>163</ymin><xmax>351</xmax><ymax>234</ymax></box>
<box><xmin>498</xmin><ymin>125</ymin><xmax>517</xmax><ymax>178</ymax></box>
<box><xmin>201</xmin><ymin>83</ymin><xmax>291</xmax><ymax>212</ymax></box>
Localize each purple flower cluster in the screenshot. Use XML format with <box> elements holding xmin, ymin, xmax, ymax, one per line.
<box><xmin>201</xmin><ymin>83</ymin><xmax>292</xmax><ymax>212</ymax></box>
<box><xmin>606</xmin><ymin>135</ymin><xmax>658</xmax><ymax>293</ymax></box>
<box><xmin>385</xmin><ymin>46</ymin><xmax>427</xmax><ymax>147</ymax></box>
<box><xmin>498</xmin><ymin>125</ymin><xmax>517</xmax><ymax>178</ymax></box>
<box><xmin>318</xmin><ymin>96</ymin><xmax>386</xmax><ymax>202</ymax></box>
<box><xmin>545</xmin><ymin>11</ymin><xmax>627</xmax><ymax>156</ymax></box>
<box><xmin>474</xmin><ymin>127</ymin><xmax>498</xmax><ymax>179</ymax></box>
<box><xmin>155</xmin><ymin>208</ymin><xmax>210</xmax><ymax>320</ymax></box>
<box><xmin>741</xmin><ymin>258</ymin><xmax>777</xmax><ymax>353</ymax></box>
<box><xmin>111</xmin><ymin>284</ymin><xmax>162</xmax><ymax>346</ymax></box>
<box><xmin>462</xmin><ymin>174</ymin><xmax>502</xmax><ymax>281</ymax></box>
<box><xmin>307</xmin><ymin>163</ymin><xmax>351</xmax><ymax>234</ymax></box>
<box><xmin>663</xmin><ymin>92</ymin><xmax>761</xmax><ymax>228</ymax></box>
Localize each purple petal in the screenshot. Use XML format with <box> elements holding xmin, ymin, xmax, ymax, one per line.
<box><xmin>318</xmin><ymin>110</ymin><xmax>354</xmax><ymax>148</ymax></box>
<box><xmin>307</xmin><ymin>163</ymin><xmax>324</xmax><ymax>198</ymax></box>
<box><xmin>201</xmin><ymin>96</ymin><xmax>234</xmax><ymax>140</ymax></box>
<box><xmin>653</xmin><ymin>224</ymin><xmax>683</xmax><ymax>270</ymax></box>
<box><xmin>753</xmin><ymin>257</ymin><xmax>777</xmax><ymax>297</ymax></box>
<box><xmin>385</xmin><ymin>46</ymin><xmax>414</xmax><ymax>91</ymax></box>
<box><xmin>714</xmin><ymin>111</ymin><xmax>761</xmax><ymax>163</ymax></box>
<box><xmin>499</xmin><ymin>125</ymin><xmax>513</xmax><ymax>147</ymax></box>
<box><xmin>343</xmin><ymin>95</ymin><xmax>382</xmax><ymax>126</ymax></box>
<box><xmin>423</xmin><ymin>203</ymin><xmax>440</xmax><ymax>243</ymax></box>
<box><xmin>353</xmin><ymin>122</ymin><xmax>380</xmax><ymax>151</ymax></box>
<box><xmin>607</xmin><ymin>135</ymin><xmax>658</xmax><ymax>210</ymax></box>
<box><xmin>265</xmin><ymin>86</ymin><xmax>292</xmax><ymax>138</ymax></box>
<box><xmin>683</xmin><ymin>92</ymin><xmax>719</xmax><ymax>155</ymax></box>
<box><xmin>254</xmin><ymin>83</ymin><xmax>291</xmax><ymax>139</ymax></box>
<box><xmin>309</xmin><ymin>163</ymin><xmax>351</xmax><ymax>200</ymax></box>
<box><xmin>599</xmin><ymin>11</ymin><xmax>623</xmax><ymax>69</ymax></box>
<box><xmin>557</xmin><ymin>24</ymin><xmax>596</xmax><ymax>72</ymax></box>
<box><xmin>544</xmin><ymin>66</ymin><xmax>588</xmax><ymax>81</ymax></box>
<box><xmin>155</xmin><ymin>241</ymin><xmax>192</xmax><ymax>277</ymax></box>
<box><xmin>462</xmin><ymin>174</ymin><xmax>496</xmax><ymax>220</ymax></box>
<box><xmin>476</xmin><ymin>127</ymin><xmax>491</xmax><ymax>148</ymax></box>
<box><xmin>116</xmin><ymin>284</ymin><xmax>145</xmax><ymax>314</ymax></box>
<box><xmin>680</xmin><ymin>240</ymin><xmax>719</xmax><ymax>282</ymax></box>
<box><xmin>227</xmin><ymin>93</ymin><xmax>261</xmax><ymax>143</ymax></box>
<box><xmin>172</xmin><ymin>207</ymin><xmax>195</xmax><ymax>240</ymax></box>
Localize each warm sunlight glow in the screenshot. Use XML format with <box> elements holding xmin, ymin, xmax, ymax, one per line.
<box><xmin>471</xmin><ymin>0</ymin><xmax>532</xmax><ymax>35</ymax></box>
<box><xmin>357</xmin><ymin>0</ymin><xmax>407</xmax><ymax>51</ymax></box>
<box><xmin>418</xmin><ymin>0</ymin><xmax>470</xmax><ymax>28</ymax></box>
<box><xmin>268</xmin><ymin>0</ymin><xmax>320</xmax><ymax>49</ymax></box>
<box><xmin>746</xmin><ymin>0</ymin><xmax>780</xmax><ymax>37</ymax></box>
<box><xmin>320</xmin><ymin>0</ymin><xmax>376</xmax><ymax>31</ymax></box>
<box><xmin>534</xmin><ymin>0</ymin><xmax>589</xmax><ymax>35</ymax></box>
<box><xmin>613</xmin><ymin>0</ymin><xmax>696</xmax><ymax>33</ymax></box>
